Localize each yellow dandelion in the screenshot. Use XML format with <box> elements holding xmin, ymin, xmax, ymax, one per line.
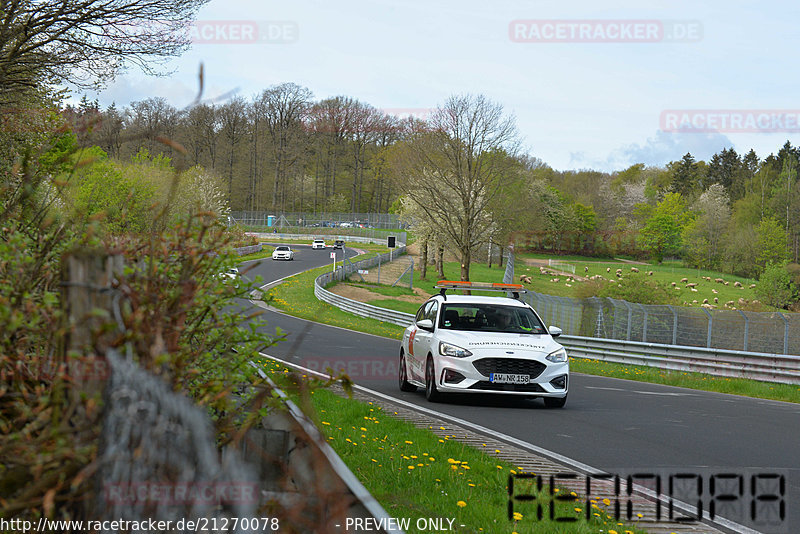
<box><xmin>513</xmin><ymin>512</ymin><xmax>523</xmax><ymax>520</ymax></box>
<box><xmin>456</xmin><ymin>500</ymin><xmax>467</xmax><ymax>508</ymax></box>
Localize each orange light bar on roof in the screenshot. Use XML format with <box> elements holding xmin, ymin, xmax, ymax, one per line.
<box><xmin>435</xmin><ymin>281</ymin><xmax>525</xmax><ymax>291</ymax></box>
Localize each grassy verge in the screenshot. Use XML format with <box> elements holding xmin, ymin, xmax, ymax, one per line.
<box><xmin>514</xmin><ymin>257</ymin><xmax>758</xmax><ymax>307</ymax></box>
<box><xmin>570</xmin><ymin>358</ymin><xmax>800</xmax><ymax>403</ymax></box>
<box><xmin>256</xmin><ymin>357</ymin><xmax>645</xmax><ymax>534</ymax></box>
<box><xmin>263</xmin><ymin>263</ymin><xmax>404</xmax><ymax>339</ymax></box>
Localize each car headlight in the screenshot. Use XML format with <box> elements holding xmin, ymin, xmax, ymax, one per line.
<box><xmin>546</xmin><ymin>347</ymin><xmax>567</xmax><ymax>363</ymax></box>
<box><xmin>439</xmin><ymin>342</ymin><xmax>472</xmax><ymax>358</ymax></box>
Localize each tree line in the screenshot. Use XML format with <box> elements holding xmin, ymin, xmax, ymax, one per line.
<box><xmin>62</xmin><ymin>91</ymin><xmax>800</xmax><ymax>288</ymax></box>
<box><xmin>65</xmin><ymin>88</ymin><xmax>414</xmax><ymax>215</ymax></box>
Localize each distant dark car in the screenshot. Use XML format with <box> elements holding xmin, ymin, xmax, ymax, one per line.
<box><xmin>333</xmin><ymin>239</ymin><xmax>345</xmax><ymax>249</ymax></box>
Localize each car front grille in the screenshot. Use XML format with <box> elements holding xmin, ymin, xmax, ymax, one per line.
<box><xmin>472</xmin><ymin>358</ymin><xmax>546</xmax><ymax>379</ymax></box>
<box><xmin>468</xmin><ymin>381</ymin><xmax>546</xmax><ymax>392</ymax></box>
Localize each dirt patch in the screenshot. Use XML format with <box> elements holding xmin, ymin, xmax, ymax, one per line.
<box><xmin>330</xmin><ymin>283</ymin><xmax>431</xmax><ymax>304</ymax></box>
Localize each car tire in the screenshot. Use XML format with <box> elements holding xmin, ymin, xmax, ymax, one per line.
<box><xmin>543</xmin><ymin>395</ymin><xmax>567</xmax><ymax>408</ymax></box>
<box><xmin>425</xmin><ymin>356</ymin><xmax>442</xmax><ymax>402</ymax></box>
<box><xmin>399</xmin><ymin>351</ymin><xmax>416</xmax><ymax>392</ymax></box>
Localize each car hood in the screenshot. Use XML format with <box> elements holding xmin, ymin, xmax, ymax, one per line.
<box><xmin>436</xmin><ymin>330</ymin><xmax>561</xmax><ymax>355</ymax></box>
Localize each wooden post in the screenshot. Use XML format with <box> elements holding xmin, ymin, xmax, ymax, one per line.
<box><xmin>61</xmin><ymin>251</ymin><xmax>124</xmax><ymax>389</ymax></box>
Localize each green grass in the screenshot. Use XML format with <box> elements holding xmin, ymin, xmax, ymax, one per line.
<box><xmin>253</xmin><ymin>353</ymin><xmax>647</xmax><ymax>534</ymax></box>
<box><xmin>513</xmin><ymin>257</ymin><xmax>760</xmax><ymax>308</ymax></box>
<box><xmin>264</xmin><ymin>262</ymin><xmax>405</xmax><ymax>340</ymax></box>
<box><xmin>344</xmin><ymin>281</ymin><xmax>419</xmax><ymax>298</ymax></box>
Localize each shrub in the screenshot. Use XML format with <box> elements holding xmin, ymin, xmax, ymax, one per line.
<box><xmin>755</xmin><ymin>262</ymin><xmax>797</xmax><ymax>309</ymax></box>
<box><xmin>596</xmin><ymin>277</ymin><xmax>680</xmax><ymax>305</ymax></box>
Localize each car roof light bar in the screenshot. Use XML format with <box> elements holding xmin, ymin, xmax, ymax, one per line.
<box><xmin>434</xmin><ymin>280</ymin><xmax>527</xmax><ymax>298</ymax></box>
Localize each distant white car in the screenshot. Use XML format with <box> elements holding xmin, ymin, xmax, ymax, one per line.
<box><xmin>223</xmin><ymin>267</ymin><xmax>239</xmax><ymax>279</ymax></box>
<box><xmin>399</xmin><ymin>281</ymin><xmax>569</xmax><ymax>407</ymax></box>
<box><xmin>272</xmin><ymin>245</ymin><xmax>295</xmax><ymax>261</ymax></box>
<box><xmin>312</xmin><ymin>239</ymin><xmax>326</xmax><ymax>249</ymax></box>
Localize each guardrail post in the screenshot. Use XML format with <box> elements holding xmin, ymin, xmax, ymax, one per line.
<box><xmin>778</xmin><ymin>312</ymin><xmax>789</xmax><ymax>354</ymax></box>
<box><xmin>738</xmin><ymin>310</ymin><xmax>749</xmax><ymax>351</ymax></box>
<box><xmin>620</xmin><ymin>300</ymin><xmax>632</xmax><ymax>341</ymax></box>
<box><xmin>641</xmin><ymin>304</ymin><xmax>648</xmax><ymax>342</ymax></box>
<box><xmin>701</xmin><ymin>307</ymin><xmax>712</xmax><ymax>348</ymax></box>
<box><xmin>666</xmin><ymin>305</ymin><xmax>678</xmax><ymax>346</ymax></box>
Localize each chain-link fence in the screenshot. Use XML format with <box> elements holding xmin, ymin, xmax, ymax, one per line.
<box><xmin>96</xmin><ymin>349</ymin><xmax>258</xmax><ymax>529</ymax></box>
<box><xmin>230</xmin><ymin>211</ymin><xmax>404</xmax><ymax>230</ymax></box>
<box><xmin>506</xmin><ymin>250</ymin><xmax>800</xmax><ymax>356</ymax></box>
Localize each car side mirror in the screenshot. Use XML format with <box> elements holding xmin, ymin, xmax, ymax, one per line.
<box><xmin>548</xmin><ymin>326</ymin><xmax>562</xmax><ymax>338</ymax></box>
<box><xmin>417</xmin><ymin>319</ymin><xmax>434</xmax><ymax>331</ymax></box>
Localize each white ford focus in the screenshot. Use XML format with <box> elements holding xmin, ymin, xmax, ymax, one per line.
<box><xmin>399</xmin><ymin>281</ymin><xmax>569</xmax><ymax>407</ymax></box>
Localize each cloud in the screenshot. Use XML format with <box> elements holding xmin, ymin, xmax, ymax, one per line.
<box><xmin>615</xmin><ymin>130</ymin><xmax>736</xmax><ymax>166</ymax></box>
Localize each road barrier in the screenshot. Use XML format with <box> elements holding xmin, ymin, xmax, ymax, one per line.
<box><xmin>313</xmin><ymin>276</ymin><xmax>800</xmax><ymax>385</ymax></box>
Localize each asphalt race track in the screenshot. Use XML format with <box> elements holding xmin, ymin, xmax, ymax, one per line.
<box><xmin>240</xmin><ymin>248</ymin><xmax>800</xmax><ymax>533</ymax></box>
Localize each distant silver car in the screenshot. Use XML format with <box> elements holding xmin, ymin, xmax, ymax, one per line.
<box><xmin>272</xmin><ymin>245</ymin><xmax>295</xmax><ymax>261</ymax></box>
<box><xmin>311</xmin><ymin>239</ymin><xmax>326</xmax><ymax>249</ymax></box>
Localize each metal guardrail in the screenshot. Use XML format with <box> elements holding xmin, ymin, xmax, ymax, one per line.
<box><xmin>247</xmin><ymin>232</ymin><xmax>406</xmax><ymax>247</ymax></box>
<box><xmin>313</xmin><ymin>277</ymin><xmax>800</xmax><ymax>385</ymax></box>
<box><xmin>249</xmin><ymin>362</ymin><xmax>404</xmax><ymax>533</ymax></box>
<box><xmin>314</xmin><ymin>246</ymin><xmax>415</xmax><ymax>328</ymax></box>
<box><xmin>560</xmin><ymin>335</ymin><xmax>800</xmax><ymax>385</ymax></box>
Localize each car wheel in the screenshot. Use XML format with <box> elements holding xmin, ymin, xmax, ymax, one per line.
<box><xmin>399</xmin><ymin>351</ymin><xmax>416</xmax><ymax>392</ymax></box>
<box><xmin>543</xmin><ymin>395</ymin><xmax>567</xmax><ymax>408</ymax></box>
<box><xmin>425</xmin><ymin>356</ymin><xmax>442</xmax><ymax>402</ymax></box>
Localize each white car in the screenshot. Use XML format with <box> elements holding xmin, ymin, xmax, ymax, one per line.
<box><xmin>311</xmin><ymin>239</ymin><xmax>326</xmax><ymax>249</ymax></box>
<box><xmin>399</xmin><ymin>281</ymin><xmax>569</xmax><ymax>407</ymax></box>
<box><xmin>272</xmin><ymin>245</ymin><xmax>295</xmax><ymax>260</ymax></box>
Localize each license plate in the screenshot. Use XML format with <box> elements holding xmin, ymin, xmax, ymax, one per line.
<box><xmin>490</xmin><ymin>373</ymin><xmax>530</xmax><ymax>384</ymax></box>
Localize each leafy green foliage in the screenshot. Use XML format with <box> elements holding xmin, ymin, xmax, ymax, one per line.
<box><xmin>755</xmin><ymin>262</ymin><xmax>797</xmax><ymax>309</ymax></box>
<box><xmin>756</xmin><ymin>217</ymin><xmax>789</xmax><ymax>268</ymax></box>
<box><xmin>638</xmin><ymin>192</ymin><xmax>693</xmax><ymax>262</ymax></box>
<box><xmin>594</xmin><ymin>277</ymin><xmax>679</xmax><ymax>305</ymax></box>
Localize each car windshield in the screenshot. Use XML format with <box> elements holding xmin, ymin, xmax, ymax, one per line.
<box><xmin>276</xmin><ymin>246</ymin><xmax>289</xmax><ymax>251</ymax></box>
<box><xmin>438</xmin><ymin>303</ymin><xmax>546</xmax><ymax>334</ymax></box>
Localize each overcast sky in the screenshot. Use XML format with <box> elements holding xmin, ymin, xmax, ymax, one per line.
<box><xmin>74</xmin><ymin>0</ymin><xmax>800</xmax><ymax>172</ymax></box>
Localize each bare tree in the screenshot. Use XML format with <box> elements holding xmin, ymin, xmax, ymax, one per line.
<box><xmin>393</xmin><ymin>94</ymin><xmax>520</xmax><ymax>281</ymax></box>
<box><xmin>124</xmin><ymin>97</ymin><xmax>179</xmax><ymax>156</ymax></box>
<box><xmin>0</xmin><ymin>0</ymin><xmax>209</xmax><ymax>103</ymax></box>
<box><xmin>182</xmin><ymin>104</ymin><xmax>218</xmax><ymax>168</ymax></box>
<box><xmin>259</xmin><ymin>83</ymin><xmax>312</xmax><ymax>211</ymax></box>
<box><xmin>218</xmin><ymin>97</ymin><xmax>247</xmax><ymax>201</ymax></box>
<box><xmin>308</xmin><ymin>96</ymin><xmax>354</xmax><ymax>205</ymax></box>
